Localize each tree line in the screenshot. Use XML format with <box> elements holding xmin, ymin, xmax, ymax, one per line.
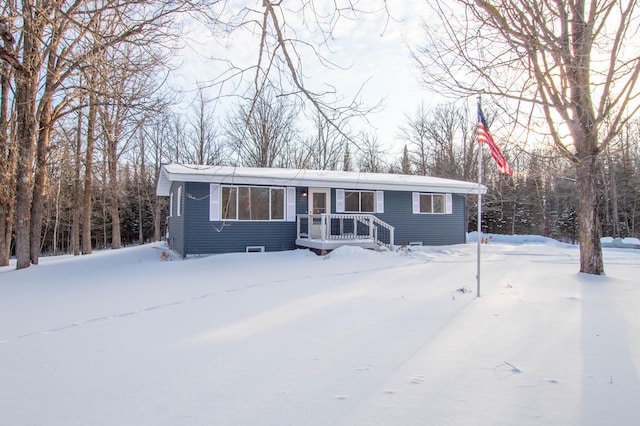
<box><xmin>3</xmin><ymin>72</ymin><xmax>640</xmax><ymax>264</ymax></box>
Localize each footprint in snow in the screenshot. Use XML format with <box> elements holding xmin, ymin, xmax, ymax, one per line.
<box><xmin>409</xmin><ymin>375</ymin><xmax>425</xmax><ymax>384</ymax></box>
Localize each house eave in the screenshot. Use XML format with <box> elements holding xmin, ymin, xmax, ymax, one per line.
<box><xmin>156</xmin><ymin>164</ymin><xmax>487</xmax><ymax>196</ymax></box>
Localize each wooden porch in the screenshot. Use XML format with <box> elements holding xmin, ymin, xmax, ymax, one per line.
<box><xmin>295</xmin><ymin>214</ymin><xmax>395</xmax><ymax>252</ymax></box>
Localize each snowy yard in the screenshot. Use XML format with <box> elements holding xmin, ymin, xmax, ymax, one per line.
<box><xmin>1</xmin><ymin>236</ymin><xmax>639</xmax><ymax>425</ymax></box>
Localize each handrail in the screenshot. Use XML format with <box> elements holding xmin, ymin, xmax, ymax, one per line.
<box><xmin>297</xmin><ymin>214</ymin><xmax>395</xmax><ymax>249</ymax></box>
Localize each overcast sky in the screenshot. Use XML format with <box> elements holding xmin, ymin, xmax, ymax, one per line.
<box><xmin>169</xmin><ymin>1</ymin><xmax>439</xmax><ymax>158</ymax></box>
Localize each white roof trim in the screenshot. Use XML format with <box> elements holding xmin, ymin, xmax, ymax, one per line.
<box><xmin>156</xmin><ymin>164</ymin><xmax>486</xmax><ymax>196</ymax></box>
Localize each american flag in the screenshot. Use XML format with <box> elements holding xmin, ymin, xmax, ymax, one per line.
<box><xmin>477</xmin><ymin>103</ymin><xmax>513</xmax><ymax>176</ymax></box>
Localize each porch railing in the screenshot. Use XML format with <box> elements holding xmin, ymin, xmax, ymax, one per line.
<box><xmin>297</xmin><ymin>214</ymin><xmax>395</xmax><ymax>249</ymax></box>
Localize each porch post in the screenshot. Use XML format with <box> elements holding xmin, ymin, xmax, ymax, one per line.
<box><xmin>369</xmin><ymin>216</ymin><xmax>374</xmax><ymax>239</ymax></box>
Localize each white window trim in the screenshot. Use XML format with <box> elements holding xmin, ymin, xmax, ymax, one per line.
<box><xmin>169</xmin><ymin>192</ymin><xmax>174</xmax><ymax>217</ymax></box>
<box><xmin>218</xmin><ymin>185</ymin><xmax>287</xmax><ymax>222</ymax></box>
<box><xmin>412</xmin><ymin>192</ymin><xmax>453</xmax><ymax>215</ymax></box>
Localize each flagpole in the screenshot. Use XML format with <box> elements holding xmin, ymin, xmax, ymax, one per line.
<box><xmin>475</xmin><ymin>95</ymin><xmax>513</xmax><ymax>297</ymax></box>
<box><xmin>476</xmin><ymin>96</ymin><xmax>482</xmax><ymax>298</ymax></box>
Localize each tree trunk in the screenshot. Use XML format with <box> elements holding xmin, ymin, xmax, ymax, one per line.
<box><xmin>52</xmin><ymin>178</ymin><xmax>61</xmax><ymax>255</ymax></box>
<box><xmin>0</xmin><ymin>59</ymin><xmax>15</xmax><ymax>266</ymax></box>
<box><xmin>72</xmin><ymin>106</ymin><xmax>83</xmax><ymax>255</ymax></box>
<box><xmin>152</xmin><ymin>138</ymin><xmax>162</xmax><ymax>243</ymax></box>
<box><xmin>138</xmin><ymin>137</ymin><xmax>146</xmax><ymax>244</ymax></box>
<box><xmin>154</xmin><ymin>197</ymin><xmax>162</xmax><ymax>242</ymax></box>
<box><xmin>0</xmin><ymin>201</ymin><xmax>12</xmax><ymax>266</ymax></box>
<box><xmin>108</xmin><ymin>141</ymin><xmax>121</xmax><ymax>249</ymax></box>
<box><xmin>14</xmin><ymin>76</ymin><xmax>37</xmax><ymax>269</ymax></box>
<box><xmin>609</xmin><ymin>156</ymin><xmax>619</xmax><ymax>237</ymax></box>
<box><xmin>576</xmin><ymin>155</ymin><xmax>604</xmax><ymax>275</ymax></box>
<box><xmin>30</xmin><ymin>101</ymin><xmax>53</xmax><ymax>264</ymax></box>
<box><xmin>13</xmin><ymin>3</ymin><xmax>43</xmax><ymax>270</ymax></box>
<box><xmin>82</xmin><ymin>90</ymin><xmax>97</xmax><ymax>255</ymax></box>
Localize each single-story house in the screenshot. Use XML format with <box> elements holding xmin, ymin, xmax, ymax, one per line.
<box><xmin>155</xmin><ymin>164</ymin><xmax>486</xmax><ymax>257</ymax></box>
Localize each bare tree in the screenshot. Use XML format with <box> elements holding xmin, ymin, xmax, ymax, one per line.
<box><xmin>161</xmin><ymin>113</ymin><xmax>189</xmax><ymax>164</ymax></box>
<box><xmin>357</xmin><ymin>131</ymin><xmax>384</xmax><ymax>173</ymax></box>
<box><xmin>343</xmin><ymin>142</ymin><xmax>353</xmax><ymax>171</ymax></box>
<box><xmin>198</xmin><ymin>1</ymin><xmax>384</xmax><ymax>152</ymax></box>
<box><xmin>224</xmin><ymin>89</ymin><xmax>299</xmax><ymax>167</ymax></box>
<box><xmin>400</xmin><ymin>145</ymin><xmax>412</xmax><ymax>175</ymax></box>
<box><xmin>398</xmin><ymin>102</ymin><xmax>430</xmax><ymax>176</ymax></box>
<box><xmin>414</xmin><ymin>1</ymin><xmax>640</xmax><ymax>275</ymax></box>
<box><xmin>144</xmin><ymin>110</ymin><xmax>178</xmax><ymax>241</ymax></box>
<box><xmin>302</xmin><ymin>112</ymin><xmax>350</xmax><ymax>170</ymax></box>
<box><xmin>399</xmin><ymin>102</ymin><xmax>478</xmax><ymax>180</ymax></box>
<box><xmin>185</xmin><ymin>89</ymin><xmax>225</xmax><ymax>165</ymax></box>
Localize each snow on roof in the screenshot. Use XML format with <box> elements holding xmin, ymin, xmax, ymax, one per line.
<box><xmin>156</xmin><ymin>164</ymin><xmax>486</xmax><ymax>196</ymax></box>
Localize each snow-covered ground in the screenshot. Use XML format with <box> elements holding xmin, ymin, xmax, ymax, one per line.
<box><xmin>1</xmin><ymin>236</ymin><xmax>639</xmax><ymax>425</ymax></box>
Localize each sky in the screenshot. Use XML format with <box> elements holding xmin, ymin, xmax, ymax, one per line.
<box><xmin>168</xmin><ymin>1</ymin><xmax>437</xmax><ymax>157</ymax></box>
<box><xmin>2</xmin><ymin>234</ymin><xmax>640</xmax><ymax>425</ymax></box>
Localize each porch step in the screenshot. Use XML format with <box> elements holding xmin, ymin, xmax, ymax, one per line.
<box><xmin>295</xmin><ymin>238</ymin><xmax>379</xmax><ymax>252</ymax></box>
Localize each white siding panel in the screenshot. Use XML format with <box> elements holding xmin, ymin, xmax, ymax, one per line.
<box><xmin>336</xmin><ymin>189</ymin><xmax>345</xmax><ymax>213</ymax></box>
<box><xmin>412</xmin><ymin>192</ymin><xmax>420</xmax><ymax>214</ymax></box>
<box><xmin>177</xmin><ymin>186</ymin><xmax>182</xmax><ymax>216</ymax></box>
<box><xmin>376</xmin><ymin>191</ymin><xmax>384</xmax><ymax>213</ymax></box>
<box><xmin>286</xmin><ymin>187</ymin><xmax>296</xmax><ymax>222</ymax></box>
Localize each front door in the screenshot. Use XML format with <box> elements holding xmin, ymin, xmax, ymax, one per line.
<box><xmin>309</xmin><ymin>188</ymin><xmax>330</xmax><ymax>239</ymax></box>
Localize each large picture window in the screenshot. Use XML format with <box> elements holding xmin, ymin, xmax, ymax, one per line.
<box><xmin>344</xmin><ymin>190</ymin><xmax>375</xmax><ymax>213</ymax></box>
<box><xmin>221</xmin><ymin>186</ymin><xmax>285</xmax><ymax>221</ymax></box>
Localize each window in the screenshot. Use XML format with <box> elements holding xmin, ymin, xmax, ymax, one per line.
<box><xmin>336</xmin><ymin>189</ymin><xmax>384</xmax><ymax>213</ymax></box>
<box><xmin>421</xmin><ymin>194</ymin><xmax>443</xmax><ymax>213</ymax></box>
<box><xmin>221</xmin><ymin>185</ymin><xmax>285</xmax><ymax>221</ymax></box>
<box><xmin>169</xmin><ymin>192</ymin><xmax>174</xmax><ymax>217</ymax></box>
<box><xmin>344</xmin><ymin>191</ymin><xmax>374</xmax><ymax>213</ymax></box>
<box><xmin>412</xmin><ymin>193</ymin><xmax>452</xmax><ymax>214</ymax></box>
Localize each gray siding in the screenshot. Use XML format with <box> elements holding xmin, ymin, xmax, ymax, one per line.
<box><xmin>330</xmin><ymin>189</ymin><xmax>466</xmax><ymax>246</ymax></box>
<box><xmin>167</xmin><ymin>182</ymin><xmax>467</xmax><ymax>256</ymax></box>
<box><xmin>376</xmin><ymin>191</ymin><xmax>466</xmax><ymax>246</ymax></box>
<box><xmin>178</xmin><ymin>182</ymin><xmax>303</xmax><ymax>256</ymax></box>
